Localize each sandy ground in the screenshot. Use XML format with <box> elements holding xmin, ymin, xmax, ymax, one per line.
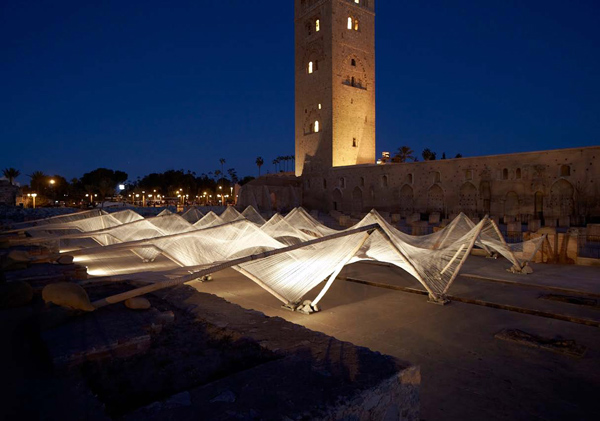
<box><xmin>188</xmin><ymin>256</ymin><xmax>600</xmax><ymax>420</ymax></box>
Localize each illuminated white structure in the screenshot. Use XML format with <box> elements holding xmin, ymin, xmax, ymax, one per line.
<box><xmin>2</xmin><ymin>206</ymin><xmax>545</xmax><ymax>310</ymax></box>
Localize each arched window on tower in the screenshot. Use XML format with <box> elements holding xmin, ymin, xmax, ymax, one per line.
<box><xmin>347</xmin><ymin>17</ymin><xmax>353</xmax><ymax>30</ymax></box>
<box><xmin>354</xmin><ymin>19</ymin><xmax>359</xmax><ymax>31</ymax></box>
<box><xmin>308</xmin><ymin>61</ymin><xmax>313</xmax><ymax>74</ymax></box>
<box><xmin>560</xmin><ymin>165</ymin><xmax>571</xmax><ymax>177</ymax></box>
<box><xmin>516</xmin><ymin>168</ymin><xmax>522</xmax><ymax>179</ymax></box>
<box><xmin>314</xmin><ymin>120</ymin><xmax>320</xmax><ymax>133</ymax></box>
<box><xmin>502</xmin><ymin>168</ymin><xmax>509</xmax><ymax>180</ymax></box>
<box><xmin>351</xmin><ymin>58</ymin><xmax>356</xmax><ymax>66</ymax></box>
<box><xmin>315</xmin><ymin>19</ymin><xmax>320</xmax><ymax>32</ymax></box>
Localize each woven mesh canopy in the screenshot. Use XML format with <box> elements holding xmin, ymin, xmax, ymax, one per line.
<box><xmin>2</xmin><ymin>207</ymin><xmax>545</xmax><ymax>308</ymax></box>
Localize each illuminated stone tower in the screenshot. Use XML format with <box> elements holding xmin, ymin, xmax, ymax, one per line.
<box><xmin>295</xmin><ymin>0</ymin><xmax>376</xmax><ymax>176</ymax></box>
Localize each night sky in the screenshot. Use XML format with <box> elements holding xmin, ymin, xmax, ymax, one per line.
<box><xmin>2</xmin><ymin>0</ymin><xmax>599</xmax><ymax>186</ymax></box>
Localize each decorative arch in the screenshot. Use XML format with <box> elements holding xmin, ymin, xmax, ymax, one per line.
<box><xmin>480</xmin><ymin>181</ymin><xmax>491</xmax><ymax>214</ymax></box>
<box><xmin>332</xmin><ymin>188</ymin><xmax>343</xmax><ymax>211</ymax></box>
<box><xmin>459</xmin><ymin>182</ymin><xmax>478</xmax><ymax>215</ymax></box>
<box><xmin>427</xmin><ymin>184</ymin><xmax>444</xmax><ymax>213</ymax></box>
<box><xmin>303</xmin><ymin>109</ymin><xmax>321</xmax><ymax>135</ymax></box>
<box><xmin>342</xmin><ymin>53</ymin><xmax>369</xmax><ymax>90</ymax></box>
<box><xmin>534</xmin><ymin>191</ymin><xmax>544</xmax><ymax>219</ymax></box>
<box><xmin>399</xmin><ymin>184</ymin><xmax>414</xmax><ymax>214</ymax></box>
<box><xmin>352</xmin><ymin>187</ymin><xmax>363</xmax><ymax>213</ymax></box>
<box><xmin>504</xmin><ymin>191</ymin><xmax>519</xmax><ymax>217</ymax></box>
<box><xmin>550</xmin><ymin>179</ymin><xmax>574</xmax><ymax>217</ymax></box>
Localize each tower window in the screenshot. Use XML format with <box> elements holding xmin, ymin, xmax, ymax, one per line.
<box><xmin>339</xmin><ymin>178</ymin><xmax>346</xmax><ymax>188</ymax></box>
<box><xmin>466</xmin><ymin>170</ymin><xmax>473</xmax><ymax>180</ymax></box>
<box><xmin>351</xmin><ymin>77</ymin><xmax>355</xmax><ymax>86</ymax></box>
<box><xmin>560</xmin><ymin>165</ymin><xmax>571</xmax><ymax>176</ymax></box>
<box><xmin>314</xmin><ymin>120</ymin><xmax>320</xmax><ymax>133</ymax></box>
<box><xmin>318</xmin><ymin>103</ymin><xmax>322</xmax><ymax>109</ymax></box>
<box><xmin>315</xmin><ymin>19</ymin><xmax>320</xmax><ymax>32</ymax></box>
<box><xmin>354</xmin><ymin>19</ymin><xmax>359</xmax><ymax>31</ymax></box>
<box><xmin>352</xmin><ymin>138</ymin><xmax>357</xmax><ymax>147</ymax></box>
<box><xmin>502</xmin><ymin>168</ymin><xmax>508</xmax><ymax>180</ymax></box>
<box><xmin>360</xmin><ymin>177</ymin><xmax>365</xmax><ymax>187</ymax></box>
<box><xmin>355</xmin><ymin>0</ymin><xmax>360</xmax><ymax>3</ymax></box>
<box><xmin>516</xmin><ymin>168</ymin><xmax>522</xmax><ymax>179</ymax></box>
<box><xmin>347</xmin><ymin>17</ymin><xmax>353</xmax><ymax>30</ymax></box>
<box><xmin>382</xmin><ymin>175</ymin><xmax>389</xmax><ymax>188</ymax></box>
<box><xmin>323</xmin><ymin>178</ymin><xmax>327</xmax><ymax>189</ymax></box>
<box><xmin>308</xmin><ymin>61</ymin><xmax>313</xmax><ymax>74</ymax></box>
<box><xmin>351</xmin><ymin>59</ymin><xmax>356</xmax><ymax>66</ymax></box>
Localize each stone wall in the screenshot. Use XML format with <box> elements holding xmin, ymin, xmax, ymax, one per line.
<box><xmin>301</xmin><ymin>146</ymin><xmax>600</xmax><ymax>224</ymax></box>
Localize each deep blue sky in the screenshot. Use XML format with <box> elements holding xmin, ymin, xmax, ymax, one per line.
<box><xmin>2</xmin><ymin>0</ymin><xmax>599</xmax><ymax>185</ymax></box>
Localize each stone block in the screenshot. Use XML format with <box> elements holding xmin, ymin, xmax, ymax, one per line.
<box><xmin>411</xmin><ymin>221</ymin><xmax>429</xmax><ymax>236</ymax></box>
<box><xmin>528</xmin><ymin>219</ymin><xmax>541</xmax><ymax>232</ymax></box>
<box><xmin>407</xmin><ymin>213</ymin><xmax>420</xmax><ymax>223</ymax></box>
<box><xmin>503</xmin><ymin>215</ymin><xmax>516</xmax><ymax>224</ymax></box>
<box><xmin>507</xmin><ymin>222</ymin><xmax>521</xmax><ymax>233</ymax></box>
<box><xmin>428</xmin><ymin>213</ymin><xmax>440</xmax><ymax>224</ymax></box>
<box><xmin>558</xmin><ymin>216</ymin><xmax>570</xmax><ymax>228</ymax></box>
<box><xmin>586</xmin><ymin>224</ymin><xmax>600</xmax><ymax>241</ymax></box>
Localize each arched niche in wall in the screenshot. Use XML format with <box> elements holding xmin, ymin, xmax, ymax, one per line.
<box><xmin>550</xmin><ymin>179</ymin><xmax>574</xmax><ymax>217</ymax></box>
<box><xmin>352</xmin><ymin>186</ymin><xmax>363</xmax><ymax>213</ymax></box>
<box><xmin>504</xmin><ymin>191</ymin><xmax>519</xmax><ymax>217</ymax></box>
<box><xmin>459</xmin><ymin>182</ymin><xmax>478</xmax><ymax>216</ymax></box>
<box><xmin>399</xmin><ymin>184</ymin><xmax>414</xmax><ymax>215</ymax></box>
<box><xmin>332</xmin><ymin>188</ymin><xmax>343</xmax><ymax>211</ymax></box>
<box><xmin>427</xmin><ymin>184</ymin><xmax>444</xmax><ymax>213</ymax></box>
<box><xmin>479</xmin><ymin>181</ymin><xmax>491</xmax><ymax>215</ymax></box>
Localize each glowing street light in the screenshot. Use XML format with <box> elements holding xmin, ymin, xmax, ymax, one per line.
<box><xmin>28</xmin><ymin>193</ymin><xmax>37</xmax><ymax>208</ymax></box>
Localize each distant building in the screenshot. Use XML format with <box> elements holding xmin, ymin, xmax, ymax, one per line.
<box><xmin>239</xmin><ymin>0</ymin><xmax>600</xmax><ymax>225</ymax></box>
<box><xmin>0</xmin><ymin>179</ymin><xmax>20</xmax><ymax>206</ymax></box>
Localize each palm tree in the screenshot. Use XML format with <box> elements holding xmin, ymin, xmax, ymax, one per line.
<box><xmin>256</xmin><ymin>157</ymin><xmax>264</xmax><ymax>176</ymax></box>
<box><xmin>273</xmin><ymin>158</ymin><xmax>279</xmax><ymax>172</ymax></box>
<box><xmin>2</xmin><ymin>168</ymin><xmax>20</xmax><ymax>185</ymax></box>
<box><xmin>422</xmin><ymin>148</ymin><xmax>437</xmax><ymax>161</ymax></box>
<box><xmin>28</xmin><ymin>171</ymin><xmax>47</xmax><ymax>192</ymax></box>
<box><xmin>392</xmin><ymin>146</ymin><xmax>415</xmax><ymax>163</ymax></box>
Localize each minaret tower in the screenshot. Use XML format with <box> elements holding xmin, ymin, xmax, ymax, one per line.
<box><xmin>295</xmin><ymin>0</ymin><xmax>376</xmax><ymax>176</ymax></box>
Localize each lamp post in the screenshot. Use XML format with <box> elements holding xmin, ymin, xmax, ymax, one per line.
<box><xmin>219</xmin><ymin>186</ymin><xmax>223</xmax><ymax>206</ymax></box>
<box><xmin>49</xmin><ymin>179</ymin><xmax>56</xmax><ymax>204</ymax></box>
<box><xmin>28</xmin><ymin>193</ymin><xmax>37</xmax><ymax>209</ymax></box>
<box><xmin>142</xmin><ymin>191</ymin><xmax>146</xmax><ymax>207</ymax></box>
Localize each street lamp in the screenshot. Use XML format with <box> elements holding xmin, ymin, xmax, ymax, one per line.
<box><xmin>28</xmin><ymin>193</ymin><xmax>37</xmax><ymax>209</ymax></box>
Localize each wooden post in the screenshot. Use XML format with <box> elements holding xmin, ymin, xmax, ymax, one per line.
<box><xmin>311</xmin><ymin>231</ymin><xmax>372</xmax><ymax>307</ymax></box>
<box><xmin>442</xmin><ymin>217</ymin><xmax>487</xmax><ymax>295</ymax></box>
